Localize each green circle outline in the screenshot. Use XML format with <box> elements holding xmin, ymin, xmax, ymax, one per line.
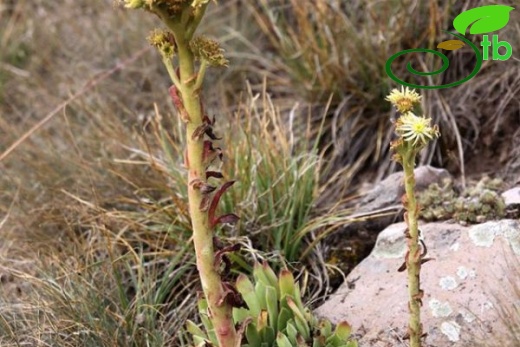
<box><xmin>385</xmin><ymin>31</ymin><xmax>483</xmax><ymax>89</ymax></box>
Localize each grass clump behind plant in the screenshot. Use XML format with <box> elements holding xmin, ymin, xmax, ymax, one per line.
<box><xmin>223</xmin><ymin>86</ymin><xmax>321</xmax><ymax>263</ymax></box>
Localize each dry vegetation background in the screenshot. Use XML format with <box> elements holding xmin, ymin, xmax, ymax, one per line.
<box><xmin>0</xmin><ymin>0</ymin><xmax>519</xmax><ymax>346</ymax></box>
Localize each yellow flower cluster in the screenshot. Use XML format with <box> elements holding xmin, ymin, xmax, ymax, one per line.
<box><xmin>123</xmin><ymin>0</ymin><xmax>191</xmax><ymax>15</ymax></box>
<box><xmin>148</xmin><ymin>30</ymin><xmax>176</xmax><ymax>58</ymax></box>
<box><xmin>385</xmin><ymin>86</ymin><xmax>422</xmax><ymax>113</ymax></box>
<box><xmin>190</xmin><ymin>36</ymin><xmax>229</xmax><ymax>67</ymax></box>
<box><xmin>386</xmin><ymin>86</ymin><xmax>439</xmax><ymax>150</ymax></box>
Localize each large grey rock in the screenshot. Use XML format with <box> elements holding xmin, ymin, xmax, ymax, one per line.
<box><xmin>315</xmin><ymin>220</ymin><xmax>520</xmax><ymax>347</ymax></box>
<box><xmin>341</xmin><ymin>166</ymin><xmax>451</xmax><ymax>234</ymax></box>
<box><xmin>358</xmin><ymin>165</ymin><xmax>451</xmax><ymax>214</ymax></box>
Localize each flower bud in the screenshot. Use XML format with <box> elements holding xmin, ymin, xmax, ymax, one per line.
<box><xmin>190</xmin><ymin>36</ymin><xmax>228</xmax><ymax>67</ymax></box>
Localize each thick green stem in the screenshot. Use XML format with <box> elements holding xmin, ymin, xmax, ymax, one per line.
<box><xmin>162</xmin><ymin>16</ymin><xmax>237</xmax><ymax>347</ymax></box>
<box><xmin>402</xmin><ymin>148</ymin><xmax>422</xmax><ymax>347</ymax></box>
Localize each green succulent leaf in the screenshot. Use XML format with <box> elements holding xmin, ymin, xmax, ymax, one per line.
<box><xmin>262</xmin><ymin>326</ymin><xmax>276</xmax><ymax>345</ymax></box>
<box><xmin>190</xmin><ymin>261</ymin><xmax>357</xmax><ymax>347</ymax></box>
<box><xmin>262</xmin><ymin>261</ymin><xmax>280</xmax><ymax>288</ymax></box>
<box><xmin>453</xmin><ymin>5</ymin><xmax>515</xmax><ymax>35</ymax></box>
<box><xmin>254</xmin><ymin>262</ymin><xmax>279</xmax><ymax>289</ymax></box>
<box><xmin>286</xmin><ymin>322</ymin><xmax>299</xmax><ymax>345</ymax></box>
<box><xmin>196</xmin><ymin>299</ymin><xmax>216</xmax><ymax>341</ymax></box>
<box><xmin>246</xmin><ymin>323</ymin><xmax>261</xmax><ymax>347</ymax></box>
<box><xmin>236</xmin><ymin>274</ymin><xmax>261</xmax><ymax>316</ymax></box>
<box><xmin>233</xmin><ymin>307</ymin><xmax>251</xmax><ymax>324</ymax></box>
<box><xmin>197</xmin><ymin>297</ymin><xmax>208</xmax><ymax>314</ymax></box>
<box><xmin>277</xmin><ymin>307</ymin><xmax>293</xmax><ymax>332</ymax></box>
<box><xmin>287</xmin><ymin>297</ymin><xmax>306</xmax><ymax>323</ymax></box>
<box><xmin>192</xmin><ymin>335</ymin><xmax>208</xmax><ymax>346</ymax></box>
<box><xmin>200</xmin><ymin>317</ymin><xmax>217</xmax><ymax>345</ymax></box>
<box><xmin>334</xmin><ymin>321</ymin><xmax>352</xmax><ymax>340</ymax></box>
<box><xmin>186</xmin><ymin>320</ymin><xmax>207</xmax><ymax>339</ymax></box>
<box><xmin>255</xmin><ymin>281</ymin><xmax>268</xmax><ymax>310</ymax></box>
<box><xmin>326</xmin><ymin>334</ymin><xmax>342</xmax><ymax>347</ymax></box>
<box><xmin>193</xmin><ymin>299</ymin><xmax>218</xmax><ymax>345</ymax></box>
<box><xmin>276</xmin><ymin>332</ymin><xmax>294</xmax><ymax>347</ymax></box>
<box><xmin>293</xmin><ymin>284</ymin><xmax>306</xmax><ymax>313</ymax></box>
<box><xmin>319</xmin><ymin>320</ymin><xmax>332</xmax><ymax>337</ymax></box>
<box><xmin>279</xmin><ymin>269</ymin><xmax>296</xmax><ymax>298</ymax></box>
<box><xmin>266</xmin><ymin>285</ymin><xmax>279</xmax><ymax>332</ymax></box>
<box><xmin>313</xmin><ymin>336</ymin><xmax>326</xmax><ymax>347</ymax></box>
<box><xmin>290</xmin><ymin>307</ymin><xmax>311</xmax><ymax>341</ymax></box>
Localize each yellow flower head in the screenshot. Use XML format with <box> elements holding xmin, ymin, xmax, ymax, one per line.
<box><xmin>123</xmin><ymin>0</ymin><xmax>145</xmax><ymax>9</ymax></box>
<box><xmin>395</xmin><ymin>112</ymin><xmax>439</xmax><ymax>147</ymax></box>
<box><xmin>386</xmin><ymin>86</ymin><xmax>422</xmax><ymax>113</ymax></box>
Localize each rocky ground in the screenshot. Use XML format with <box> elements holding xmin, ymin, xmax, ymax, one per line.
<box><xmin>317</xmin><ymin>166</ymin><xmax>520</xmax><ymax>347</ymax></box>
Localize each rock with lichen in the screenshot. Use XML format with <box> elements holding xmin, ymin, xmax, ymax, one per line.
<box><xmin>315</xmin><ymin>220</ymin><xmax>520</xmax><ymax>347</ymax></box>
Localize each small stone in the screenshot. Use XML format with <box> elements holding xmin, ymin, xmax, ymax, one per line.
<box><xmin>502</xmin><ymin>187</ymin><xmax>520</xmax><ymax>206</ymax></box>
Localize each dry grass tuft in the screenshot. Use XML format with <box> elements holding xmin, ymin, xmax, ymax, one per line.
<box><xmin>230</xmin><ymin>0</ymin><xmax>520</xmax><ymax>197</ymax></box>
<box><xmin>1</xmin><ymin>0</ymin><xmax>518</xmax><ymax>345</ymax></box>
<box><xmin>0</xmin><ymin>0</ymin><xmax>356</xmax><ymax>338</ymax></box>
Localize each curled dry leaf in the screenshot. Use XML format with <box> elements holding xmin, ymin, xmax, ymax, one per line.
<box><xmin>217</xmin><ymin>282</ymin><xmax>247</xmax><ymax>309</ymax></box>
<box><xmin>199</xmin><ymin>194</ymin><xmax>211</xmax><ymax>211</ymax></box>
<box><xmin>168</xmin><ymin>85</ymin><xmax>190</xmax><ymax>122</ymax></box>
<box><xmin>189</xmin><ymin>178</ymin><xmax>216</xmax><ymax>194</ymax></box>
<box><xmin>208</xmin><ymin>181</ymin><xmax>236</xmax><ymax>228</ymax></box>
<box><xmin>214</xmin><ymin>243</ymin><xmax>241</xmax><ymax>274</ymax></box>
<box><xmin>213</xmin><ymin>213</ymin><xmax>240</xmax><ymax>228</ymax></box>
<box><xmin>206</xmin><ymin>171</ymin><xmax>224</xmax><ymax>180</ymax></box>
<box><xmin>202</xmin><ymin>140</ymin><xmax>223</xmax><ymax>168</ymax></box>
<box><xmin>192</xmin><ymin>123</ymin><xmax>210</xmax><ymax>140</ymax></box>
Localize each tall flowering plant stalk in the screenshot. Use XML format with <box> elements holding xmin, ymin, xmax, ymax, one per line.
<box><xmin>122</xmin><ymin>1</ymin><xmax>241</xmax><ymax>346</ymax></box>
<box><xmin>386</xmin><ymin>87</ymin><xmax>440</xmax><ymax>347</ymax></box>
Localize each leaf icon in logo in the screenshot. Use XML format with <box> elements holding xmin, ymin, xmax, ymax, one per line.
<box><xmin>453</xmin><ymin>5</ymin><xmax>515</xmax><ymax>35</ymax></box>
<box><xmin>437</xmin><ymin>40</ymin><xmax>465</xmax><ymax>51</ymax></box>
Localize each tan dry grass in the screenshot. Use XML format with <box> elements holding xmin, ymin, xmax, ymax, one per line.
<box><xmin>1</xmin><ymin>0</ymin><xmax>518</xmax><ymax>345</ymax></box>
<box><xmin>0</xmin><ymin>1</ymin><xmax>355</xmax><ymax>340</ymax></box>
<box><xmin>233</xmin><ymin>0</ymin><xmax>520</xmax><ymax>198</ymax></box>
